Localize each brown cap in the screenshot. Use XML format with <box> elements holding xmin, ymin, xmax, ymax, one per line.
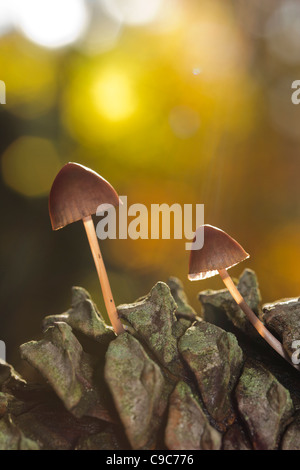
<box><xmin>188</xmin><ymin>224</ymin><xmax>249</xmax><ymax>280</ymax></box>
<box><xmin>49</xmin><ymin>162</ymin><xmax>121</xmax><ymax>230</ymax></box>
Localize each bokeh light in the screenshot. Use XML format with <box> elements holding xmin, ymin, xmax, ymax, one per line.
<box><xmin>181</xmin><ymin>2</ymin><xmax>247</xmax><ymax>81</ymax></box>
<box><xmin>80</xmin><ymin>2</ymin><xmax>122</xmax><ymax>54</ymax></box>
<box><xmin>1</xmin><ymin>136</ymin><xmax>61</xmax><ymax>197</ymax></box>
<box><xmin>100</xmin><ymin>0</ymin><xmax>163</xmax><ymax>26</ymax></box>
<box><xmin>0</xmin><ymin>1</ymin><xmax>13</xmax><ymax>37</ymax></box>
<box><xmin>13</xmin><ymin>0</ymin><xmax>89</xmax><ymax>49</ymax></box>
<box><xmin>92</xmin><ymin>69</ymin><xmax>136</xmax><ymax>121</ymax></box>
<box><xmin>62</xmin><ymin>60</ymin><xmax>140</xmax><ymax>145</ymax></box>
<box><xmin>266</xmin><ymin>1</ymin><xmax>300</xmax><ymax>65</ymax></box>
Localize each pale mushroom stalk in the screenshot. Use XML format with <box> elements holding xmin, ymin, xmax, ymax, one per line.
<box><xmin>49</xmin><ymin>162</ymin><xmax>125</xmax><ymax>335</ymax></box>
<box><xmin>189</xmin><ymin>224</ymin><xmax>299</xmax><ymax>370</ymax></box>
<box><xmin>218</xmin><ymin>268</ymin><xmax>290</xmax><ymax>362</ymax></box>
<box><xmin>83</xmin><ymin>216</ymin><xmax>124</xmax><ymax>335</ymax></box>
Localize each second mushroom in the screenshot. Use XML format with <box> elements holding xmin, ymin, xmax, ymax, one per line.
<box><xmin>188</xmin><ymin>224</ymin><xmax>298</xmax><ymax>370</ymax></box>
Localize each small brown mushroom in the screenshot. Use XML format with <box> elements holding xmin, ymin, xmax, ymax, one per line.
<box><xmin>189</xmin><ymin>224</ymin><xmax>297</xmax><ymax>368</ymax></box>
<box><xmin>49</xmin><ymin>162</ymin><xmax>124</xmax><ymax>335</ymax></box>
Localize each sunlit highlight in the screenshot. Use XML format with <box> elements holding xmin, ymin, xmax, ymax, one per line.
<box><xmin>13</xmin><ymin>0</ymin><xmax>89</xmax><ymax>48</ymax></box>
<box><xmin>92</xmin><ymin>70</ymin><xmax>136</xmax><ymax>121</ymax></box>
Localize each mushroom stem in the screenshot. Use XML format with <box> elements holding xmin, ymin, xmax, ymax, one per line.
<box><xmin>83</xmin><ymin>216</ymin><xmax>124</xmax><ymax>335</ymax></box>
<box><xmin>218</xmin><ymin>268</ymin><xmax>298</xmax><ymax>368</ymax></box>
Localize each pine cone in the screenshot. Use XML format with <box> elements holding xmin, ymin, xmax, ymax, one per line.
<box><xmin>0</xmin><ymin>271</ymin><xmax>299</xmax><ymax>450</ymax></box>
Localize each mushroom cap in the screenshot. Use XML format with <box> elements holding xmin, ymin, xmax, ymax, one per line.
<box><xmin>49</xmin><ymin>162</ymin><xmax>121</xmax><ymax>230</ymax></box>
<box><xmin>188</xmin><ymin>224</ymin><xmax>249</xmax><ymax>280</ymax></box>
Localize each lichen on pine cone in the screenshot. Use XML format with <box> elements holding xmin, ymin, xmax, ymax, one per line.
<box><xmin>1</xmin><ymin>272</ymin><xmax>300</xmax><ymax>450</ymax></box>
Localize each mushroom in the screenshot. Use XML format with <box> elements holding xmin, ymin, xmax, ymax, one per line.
<box><xmin>49</xmin><ymin>162</ymin><xmax>124</xmax><ymax>335</ymax></box>
<box><xmin>188</xmin><ymin>224</ymin><xmax>296</xmax><ymax>367</ymax></box>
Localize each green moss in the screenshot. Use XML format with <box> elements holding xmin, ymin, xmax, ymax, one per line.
<box><xmin>179</xmin><ymin>321</ymin><xmax>243</xmax><ymax>424</ymax></box>
<box><xmin>118</xmin><ymin>282</ymin><xmax>183</xmax><ymax>376</ymax></box>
